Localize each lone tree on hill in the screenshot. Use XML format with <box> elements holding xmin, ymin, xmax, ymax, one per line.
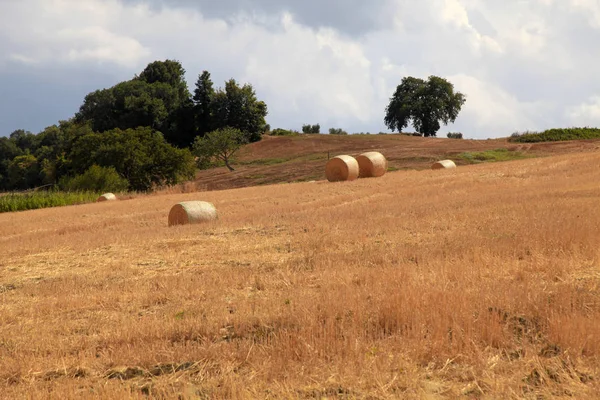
<box><xmin>384</xmin><ymin>76</ymin><xmax>466</xmax><ymax>137</ymax></box>
<box><xmin>192</xmin><ymin>127</ymin><xmax>246</xmax><ymax>172</ymax></box>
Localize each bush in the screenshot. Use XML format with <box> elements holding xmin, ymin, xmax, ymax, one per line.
<box><xmin>329</xmin><ymin>128</ymin><xmax>348</xmax><ymax>135</ymax></box>
<box><xmin>447</xmin><ymin>132</ymin><xmax>463</xmax><ymax>139</ymax></box>
<box><xmin>508</xmin><ymin>127</ymin><xmax>600</xmax><ymax>143</ymax></box>
<box><xmin>270</xmin><ymin>128</ymin><xmax>298</xmax><ymax>136</ymax></box>
<box><xmin>59</xmin><ymin>165</ymin><xmax>129</xmax><ymax>193</ymax></box>
<box><xmin>302</xmin><ymin>124</ymin><xmax>321</xmax><ymax>134</ymax></box>
<box><xmin>69</xmin><ymin>127</ymin><xmax>196</xmax><ymax>191</ymax></box>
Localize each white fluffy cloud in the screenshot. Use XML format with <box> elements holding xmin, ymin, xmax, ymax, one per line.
<box><xmin>1</xmin><ymin>0</ymin><xmax>600</xmax><ymax>138</ymax></box>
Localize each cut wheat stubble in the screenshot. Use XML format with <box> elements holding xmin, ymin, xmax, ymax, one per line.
<box><xmin>168</xmin><ymin>201</ymin><xmax>218</xmax><ymax>226</ymax></box>
<box><xmin>325</xmin><ymin>155</ymin><xmax>359</xmax><ymax>182</ymax></box>
<box><xmin>356</xmin><ymin>151</ymin><xmax>388</xmax><ymax>178</ymax></box>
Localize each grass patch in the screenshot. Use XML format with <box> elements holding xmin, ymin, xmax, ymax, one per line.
<box><xmin>458</xmin><ymin>148</ymin><xmax>529</xmax><ymax>164</ymax></box>
<box><xmin>0</xmin><ymin>191</ymin><xmax>99</xmax><ymax>213</ymax></box>
<box><xmin>238</xmin><ymin>158</ymin><xmax>290</xmax><ymax>166</ymax></box>
<box><xmin>509</xmin><ymin>127</ymin><xmax>600</xmax><ymax>143</ymax></box>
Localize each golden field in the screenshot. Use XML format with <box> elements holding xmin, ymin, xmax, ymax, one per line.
<box><xmin>1</xmin><ymin>150</ymin><xmax>600</xmax><ymax>399</ymax></box>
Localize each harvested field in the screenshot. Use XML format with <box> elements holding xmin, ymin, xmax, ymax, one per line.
<box><xmin>1</xmin><ymin>150</ymin><xmax>600</xmax><ymax>398</ymax></box>
<box><xmin>189</xmin><ymin>134</ymin><xmax>600</xmax><ymax>191</ymax></box>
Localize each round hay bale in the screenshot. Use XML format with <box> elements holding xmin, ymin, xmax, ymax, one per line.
<box><xmin>356</xmin><ymin>151</ymin><xmax>388</xmax><ymax>178</ymax></box>
<box><xmin>96</xmin><ymin>193</ymin><xmax>117</xmax><ymax>202</ymax></box>
<box><xmin>168</xmin><ymin>201</ymin><xmax>217</xmax><ymax>227</ymax></box>
<box><xmin>325</xmin><ymin>155</ymin><xmax>359</xmax><ymax>182</ymax></box>
<box><xmin>431</xmin><ymin>160</ymin><xmax>457</xmax><ymax>170</ymax></box>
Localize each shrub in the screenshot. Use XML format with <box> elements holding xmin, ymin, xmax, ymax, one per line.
<box><xmin>508</xmin><ymin>127</ymin><xmax>600</xmax><ymax>143</ymax></box>
<box><xmin>329</xmin><ymin>128</ymin><xmax>348</xmax><ymax>135</ymax></box>
<box><xmin>447</xmin><ymin>132</ymin><xmax>463</xmax><ymax>139</ymax></box>
<box><xmin>302</xmin><ymin>124</ymin><xmax>321</xmax><ymax>134</ymax></box>
<box><xmin>270</xmin><ymin>128</ymin><xmax>298</xmax><ymax>136</ymax></box>
<box><xmin>59</xmin><ymin>165</ymin><xmax>129</xmax><ymax>193</ymax></box>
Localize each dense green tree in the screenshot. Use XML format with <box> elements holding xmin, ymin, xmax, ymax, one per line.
<box><xmin>302</xmin><ymin>124</ymin><xmax>320</xmax><ymax>133</ymax></box>
<box><xmin>69</xmin><ymin>127</ymin><xmax>195</xmax><ymax>191</ymax></box>
<box><xmin>7</xmin><ymin>154</ymin><xmax>42</xmax><ymax>190</ymax></box>
<box><xmin>384</xmin><ymin>76</ymin><xmax>466</xmax><ymax>137</ymax></box>
<box><xmin>192</xmin><ymin>127</ymin><xmax>246</xmax><ymax>171</ymax></box>
<box><xmin>74</xmin><ymin>60</ymin><xmax>193</xmax><ymax>144</ymax></box>
<box><xmin>137</xmin><ymin>59</ymin><xmax>191</xmax><ymax>102</ymax></box>
<box><xmin>193</xmin><ymin>71</ymin><xmax>216</xmax><ymax>137</ymax></box>
<box><xmin>0</xmin><ymin>137</ymin><xmax>23</xmax><ymax>189</ymax></box>
<box><xmin>9</xmin><ymin>129</ymin><xmax>39</xmax><ymax>153</ymax></box>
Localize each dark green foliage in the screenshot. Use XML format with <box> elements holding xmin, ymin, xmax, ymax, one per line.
<box><xmin>302</xmin><ymin>124</ymin><xmax>320</xmax><ymax>134</ymax></box>
<box><xmin>508</xmin><ymin>127</ymin><xmax>600</xmax><ymax>143</ymax></box>
<box><xmin>447</xmin><ymin>132</ymin><xmax>463</xmax><ymax>139</ymax></box>
<box><xmin>329</xmin><ymin>128</ymin><xmax>348</xmax><ymax>135</ymax></box>
<box><xmin>7</xmin><ymin>154</ymin><xmax>43</xmax><ymax>190</ymax></box>
<box><xmin>59</xmin><ymin>165</ymin><xmax>129</xmax><ymax>193</ymax></box>
<box><xmin>9</xmin><ymin>129</ymin><xmax>39</xmax><ymax>152</ymax></box>
<box><xmin>193</xmin><ymin>70</ymin><xmax>216</xmax><ymax>138</ymax></box>
<box><xmin>385</xmin><ymin>76</ymin><xmax>466</xmax><ymax>137</ymax></box>
<box><xmin>0</xmin><ymin>191</ymin><xmax>98</xmax><ymax>213</ymax></box>
<box><xmin>192</xmin><ymin>127</ymin><xmax>246</xmax><ymax>171</ymax></box>
<box><xmin>69</xmin><ymin>127</ymin><xmax>195</xmax><ymax>191</ymax></box>
<box><xmin>270</xmin><ymin>128</ymin><xmax>298</xmax><ymax>136</ymax></box>
<box><xmin>75</xmin><ymin>60</ymin><xmax>192</xmax><ymax>145</ymax></box>
<box><xmin>209</xmin><ymin>79</ymin><xmax>268</xmax><ymax>143</ymax></box>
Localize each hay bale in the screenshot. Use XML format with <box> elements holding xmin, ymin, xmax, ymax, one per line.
<box><xmin>325</xmin><ymin>155</ymin><xmax>359</xmax><ymax>182</ymax></box>
<box><xmin>431</xmin><ymin>160</ymin><xmax>457</xmax><ymax>170</ymax></box>
<box><xmin>96</xmin><ymin>193</ymin><xmax>117</xmax><ymax>202</ymax></box>
<box><xmin>168</xmin><ymin>201</ymin><xmax>217</xmax><ymax>227</ymax></box>
<box><xmin>356</xmin><ymin>151</ymin><xmax>388</xmax><ymax>178</ymax></box>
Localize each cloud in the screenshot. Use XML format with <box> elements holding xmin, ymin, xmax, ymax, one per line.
<box><xmin>1</xmin><ymin>0</ymin><xmax>600</xmax><ymax>139</ymax></box>
<box><xmin>567</xmin><ymin>96</ymin><xmax>600</xmax><ymax>125</ymax></box>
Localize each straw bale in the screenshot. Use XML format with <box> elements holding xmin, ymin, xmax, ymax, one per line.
<box><xmin>325</xmin><ymin>155</ymin><xmax>359</xmax><ymax>182</ymax></box>
<box><xmin>96</xmin><ymin>193</ymin><xmax>117</xmax><ymax>202</ymax></box>
<box><xmin>356</xmin><ymin>151</ymin><xmax>388</xmax><ymax>178</ymax></box>
<box><xmin>431</xmin><ymin>160</ymin><xmax>457</xmax><ymax>170</ymax></box>
<box><xmin>168</xmin><ymin>201</ymin><xmax>218</xmax><ymax>226</ymax></box>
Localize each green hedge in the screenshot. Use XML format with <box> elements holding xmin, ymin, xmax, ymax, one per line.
<box><xmin>509</xmin><ymin>127</ymin><xmax>600</xmax><ymax>143</ymax></box>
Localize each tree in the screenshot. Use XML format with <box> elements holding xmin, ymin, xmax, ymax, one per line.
<box><xmin>302</xmin><ymin>124</ymin><xmax>320</xmax><ymax>134</ymax></box>
<box><xmin>209</xmin><ymin>79</ymin><xmax>268</xmax><ymax>143</ymax></box>
<box><xmin>74</xmin><ymin>60</ymin><xmax>193</xmax><ymax>146</ymax></box>
<box><xmin>68</xmin><ymin>127</ymin><xmax>195</xmax><ymax>191</ymax></box>
<box><xmin>384</xmin><ymin>76</ymin><xmax>466</xmax><ymax>137</ymax></box>
<box><xmin>192</xmin><ymin>127</ymin><xmax>246</xmax><ymax>172</ymax></box>
<box><xmin>329</xmin><ymin>127</ymin><xmax>348</xmax><ymax>135</ymax></box>
<box><xmin>193</xmin><ymin>70</ymin><xmax>216</xmax><ymax>137</ymax></box>
<box><xmin>7</xmin><ymin>154</ymin><xmax>42</xmax><ymax>190</ymax></box>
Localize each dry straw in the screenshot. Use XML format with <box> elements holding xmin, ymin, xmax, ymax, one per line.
<box><xmin>96</xmin><ymin>193</ymin><xmax>117</xmax><ymax>202</ymax></box>
<box><xmin>168</xmin><ymin>201</ymin><xmax>218</xmax><ymax>226</ymax></box>
<box><xmin>356</xmin><ymin>151</ymin><xmax>388</xmax><ymax>178</ymax></box>
<box><xmin>325</xmin><ymin>155</ymin><xmax>359</xmax><ymax>182</ymax></box>
<box><xmin>431</xmin><ymin>160</ymin><xmax>457</xmax><ymax>170</ymax></box>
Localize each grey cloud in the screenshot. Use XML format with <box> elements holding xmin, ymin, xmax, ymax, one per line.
<box><xmin>124</xmin><ymin>0</ymin><xmax>393</xmax><ymax>36</ymax></box>
<box><xmin>0</xmin><ymin>65</ymin><xmax>133</xmax><ymax>135</ymax></box>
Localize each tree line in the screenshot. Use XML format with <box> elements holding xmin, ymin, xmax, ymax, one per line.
<box><xmin>0</xmin><ymin>60</ymin><xmax>268</xmax><ymax>192</ymax></box>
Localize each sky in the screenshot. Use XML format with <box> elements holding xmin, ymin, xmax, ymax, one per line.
<box><xmin>1</xmin><ymin>0</ymin><xmax>600</xmax><ymax>140</ymax></box>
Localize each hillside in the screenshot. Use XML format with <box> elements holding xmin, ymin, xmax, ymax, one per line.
<box><xmin>191</xmin><ymin>134</ymin><xmax>600</xmax><ymax>191</ymax></box>
<box><xmin>1</xmin><ymin>150</ymin><xmax>599</xmax><ymax>398</ymax></box>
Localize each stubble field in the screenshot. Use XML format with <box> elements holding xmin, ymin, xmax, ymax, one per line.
<box><xmin>1</xmin><ymin>150</ymin><xmax>599</xmax><ymax>399</ymax></box>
